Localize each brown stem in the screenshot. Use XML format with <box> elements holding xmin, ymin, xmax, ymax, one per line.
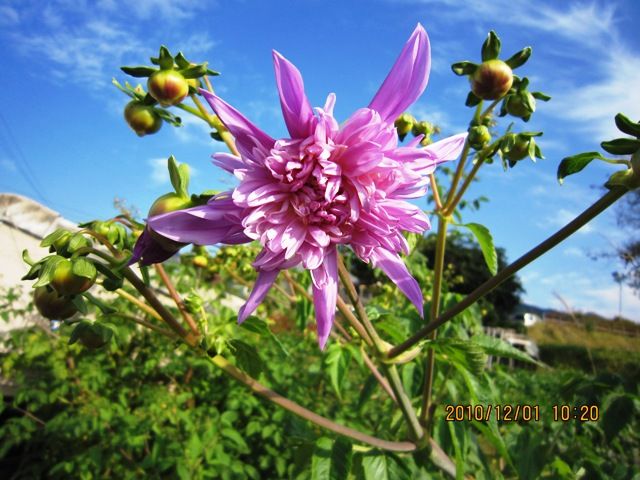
<box><xmin>208</xmin><ymin>354</ymin><xmax>416</xmax><ymax>452</ymax></box>
<box><xmin>154</xmin><ymin>264</ymin><xmax>200</xmax><ymax>336</ymax></box>
<box><xmin>362</xmin><ymin>348</ymin><xmax>398</xmax><ymax>403</ymax></box>
<box><xmin>114</xmin><ymin>313</ymin><xmax>177</xmax><ymax>340</ymax></box>
<box><xmin>114</xmin><ymin>288</ymin><xmax>163</xmax><ymax>322</ymax></box>
<box><xmin>122</xmin><ymin>267</ymin><xmax>197</xmax><ymax>345</ymax></box>
<box><xmin>388</xmin><ymin>186</ymin><xmax>629</xmax><ymax>358</ymax></box>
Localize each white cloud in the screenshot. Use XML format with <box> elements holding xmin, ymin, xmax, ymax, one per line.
<box><xmin>537</xmin><ymin>208</ymin><xmax>594</xmax><ymax>234</ymax></box>
<box><xmin>563</xmin><ymin>247</ymin><xmax>585</xmax><ymax>258</ymax></box>
<box><xmin>0</xmin><ymin>5</ymin><xmax>19</xmax><ymax>25</ymax></box>
<box><xmin>0</xmin><ymin>158</ymin><xmax>17</xmax><ymax>172</ymax></box>
<box><xmin>552</xmin><ymin>283</ymin><xmax>640</xmax><ymax>321</ymax></box>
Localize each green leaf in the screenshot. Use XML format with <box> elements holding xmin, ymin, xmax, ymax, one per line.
<box><xmin>462</xmin><ymin>223</ymin><xmax>498</xmax><ymax>275</ymax></box>
<box><xmin>357</xmin><ymin>375</ymin><xmax>378</xmax><ymax>411</ymax></box>
<box><xmin>532</xmin><ymin>91</ymin><xmax>551</xmax><ymax>101</ymax></box>
<box><xmin>361</xmin><ymin>454</ymin><xmax>388</xmax><ymax>480</ymax></box>
<box><xmin>157</xmin><ymin>45</ymin><xmax>174</xmax><ymax>70</ymax></box>
<box><xmin>71</xmin><ymin>295</ymin><xmax>89</xmax><ymax>315</ymax></box>
<box><xmin>614</xmin><ymin>113</ymin><xmax>640</xmax><ymax>138</ymax></box>
<box><xmin>168</xmin><ymin>156</ymin><xmax>190</xmax><ymax>198</ymax></box>
<box><xmin>229</xmin><ymin>339</ymin><xmax>263</xmax><ymax>378</ymax></box>
<box><xmin>311</xmin><ymin>437</ymin><xmax>333</xmax><ymax>480</ymax></box>
<box><xmin>72</xmin><ymin>258</ymin><xmax>96</xmax><ymax>280</ymax></box>
<box><xmin>451</xmin><ymin>61</ymin><xmax>477</xmax><ymax>76</ymax></box>
<box><xmin>32</xmin><ymin>255</ymin><xmax>65</xmax><ymax>288</ymax></box>
<box><xmin>325</xmin><ymin>343</ymin><xmax>351</xmax><ymax>399</ymax></box>
<box><xmin>120</xmin><ymin>66</ymin><xmax>157</xmax><ymax>77</ymax></box>
<box><xmin>174</xmin><ymin>52</ymin><xmax>191</xmax><ymax>69</ymax></box>
<box><xmin>505</xmin><ymin>46</ymin><xmax>532</xmax><ymax>69</ymax></box>
<box><xmin>180</xmin><ymin>63</ymin><xmax>208</xmax><ymax>79</ymax></box>
<box><xmin>67</xmin><ymin>233</ymin><xmax>90</xmax><ymax>253</ymax></box>
<box><xmin>84</xmin><ymin>293</ymin><xmax>117</xmax><ymax>315</ymax></box>
<box><xmin>601</xmin><ymin>137</ymin><xmax>640</xmax><ymax>155</ymax></box>
<box><xmin>465</xmin><ymin>91</ymin><xmax>481</xmax><ymax>107</ymax></box>
<box><xmin>471</xmin><ymin>335</ymin><xmax>539</xmax><ymax>365</ymax></box>
<box><xmin>603</xmin><ymin>394</ymin><xmax>635</xmax><ymax>440</ymax></box>
<box><xmin>40</xmin><ymin>228</ymin><xmax>69</xmax><ymax>248</ymax></box>
<box><xmin>557</xmin><ymin>151</ymin><xmax>605</xmax><ymax>184</ymax></box>
<box><xmin>330</xmin><ymin>438</ymin><xmax>352</xmax><ymax>480</ymax></box>
<box><xmin>481</xmin><ymin>31</ymin><xmax>501</xmax><ymax>61</ymax></box>
<box><xmin>240</xmin><ymin>316</ymin><xmax>289</xmax><ymax>357</ymax></box>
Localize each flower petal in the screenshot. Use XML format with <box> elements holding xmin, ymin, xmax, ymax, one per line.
<box><xmin>310</xmin><ymin>247</ymin><xmax>338</xmax><ymax>349</ymax></box>
<box><xmin>273</xmin><ymin>50</ymin><xmax>315</xmax><ymax>139</ymax></box>
<box><xmin>148</xmin><ymin>197</ymin><xmax>251</xmax><ymax>245</ymax></box>
<box><xmin>200</xmin><ymin>90</ymin><xmax>275</xmax><ymax>161</ymax></box>
<box><xmin>368</xmin><ymin>24</ymin><xmax>431</xmax><ymax>123</ymax></box>
<box><xmin>129</xmin><ymin>227</ymin><xmax>183</xmax><ymax>266</ymax></box>
<box><xmin>424</xmin><ymin>132</ymin><xmax>468</xmax><ymax>163</ymax></box>
<box><xmin>371</xmin><ymin>247</ymin><xmax>423</xmax><ymax>315</ymax></box>
<box><xmin>238</xmin><ymin>269</ymin><xmax>279</xmax><ymax>323</ymax></box>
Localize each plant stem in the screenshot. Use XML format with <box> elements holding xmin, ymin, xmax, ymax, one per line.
<box><xmin>122</xmin><ymin>267</ymin><xmax>197</xmax><ymax>345</ymax></box>
<box><xmin>480</xmin><ymin>98</ymin><xmax>501</xmax><ymax>119</ymax></box>
<box><xmin>443</xmin><ymin>141</ymin><xmax>471</xmax><ymax>208</ymax></box>
<box><xmin>443</xmin><ymin>157</ymin><xmax>485</xmax><ymax>216</ymax></box>
<box><xmin>154</xmin><ymin>264</ymin><xmax>200</xmax><ymax>336</ymax></box>
<box><xmin>388</xmin><ymin>186</ymin><xmax>629</xmax><ymax>358</ymax></box>
<box><xmin>190</xmin><ymin>94</ymin><xmax>240</xmax><ymax>157</ymax></box>
<box><xmin>113</xmin><ymin>313</ymin><xmax>177</xmax><ymax>340</ymax></box>
<box><xmin>207</xmin><ymin>353</ymin><xmax>417</xmax><ymax>452</ymax></box>
<box><xmin>420</xmin><ymin>215</ymin><xmax>449</xmax><ymax>425</ymax></box>
<box><xmin>114</xmin><ymin>288</ymin><xmax>163</xmax><ymax>322</ymax></box>
<box><xmin>430</xmin><ymin>174</ymin><xmax>443</xmax><ymax>211</ymax></box>
<box><xmin>336</xmin><ymin>255</ymin><xmax>424</xmax><ymax>442</ymax></box>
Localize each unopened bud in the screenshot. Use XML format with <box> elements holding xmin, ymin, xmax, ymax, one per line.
<box><xmin>147</xmin><ymin>70</ymin><xmax>189</xmax><ymax>107</ymax></box>
<box><xmin>470</xmin><ymin>59</ymin><xmax>513</xmax><ymax>100</ymax></box>
<box><xmin>468</xmin><ymin>125</ymin><xmax>491</xmax><ymax>150</ymax></box>
<box><xmin>394</xmin><ymin>113</ymin><xmax>416</xmax><ymax>141</ymax></box>
<box><xmin>124</xmin><ymin>101</ymin><xmax>162</xmax><ymax>136</ymax></box>
<box><xmin>505</xmin><ymin>91</ymin><xmax>536</xmax><ymax>121</ymax></box>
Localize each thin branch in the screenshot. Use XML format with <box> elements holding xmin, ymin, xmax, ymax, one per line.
<box><xmin>114</xmin><ymin>288</ymin><xmax>163</xmax><ymax>322</ymax></box>
<box><xmin>430</xmin><ymin>174</ymin><xmax>443</xmax><ymax>211</ymax></box>
<box><xmin>388</xmin><ymin>186</ymin><xmax>629</xmax><ymax>358</ymax></box>
<box><xmin>154</xmin><ymin>264</ymin><xmax>200</xmax><ymax>336</ymax></box>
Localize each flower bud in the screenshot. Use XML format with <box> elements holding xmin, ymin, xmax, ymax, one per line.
<box><xmin>50</xmin><ymin>259</ymin><xmax>96</xmax><ymax>296</ymax></box>
<box><xmin>124</xmin><ymin>101</ymin><xmax>162</xmax><ymax>136</ymax></box>
<box><xmin>147</xmin><ymin>70</ymin><xmax>189</xmax><ymax>107</ymax></box>
<box><xmin>148</xmin><ymin>193</ymin><xmax>193</xmax><ymax>218</ymax></box>
<box><xmin>34</xmin><ymin>286</ymin><xmax>78</xmax><ymax>320</ymax></box>
<box><xmin>468</xmin><ymin>125</ymin><xmax>491</xmax><ymax>150</ymax></box>
<box><xmin>505</xmin><ymin>91</ymin><xmax>536</xmax><ymax>120</ymax></box>
<box><xmin>394</xmin><ymin>113</ymin><xmax>416</xmax><ymax>141</ymax></box>
<box><xmin>192</xmin><ymin>255</ymin><xmax>209</xmax><ymax>268</ymax></box>
<box><xmin>502</xmin><ymin>133</ymin><xmax>531</xmax><ymax>162</ymax></box>
<box><xmin>470</xmin><ymin>59</ymin><xmax>513</xmax><ymax>100</ymax></box>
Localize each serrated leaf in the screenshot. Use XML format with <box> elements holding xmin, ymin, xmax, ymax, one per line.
<box><xmin>505</xmin><ymin>46</ymin><xmax>532</xmax><ymax>69</ymax></box>
<box><xmin>229</xmin><ymin>339</ymin><xmax>263</xmax><ymax>378</ymax></box>
<box><xmin>462</xmin><ymin>223</ymin><xmax>498</xmax><ymax>275</ymax></box>
<box><xmin>557</xmin><ymin>151</ymin><xmax>605</xmax><ymax>184</ymax></box>
<box><xmin>72</xmin><ymin>258</ymin><xmax>96</xmax><ymax>279</ymax></box>
<box><xmin>614</xmin><ymin>113</ymin><xmax>640</xmax><ymax>138</ymax></box>
<box><xmin>451</xmin><ymin>61</ymin><xmax>477</xmax><ymax>76</ymax></box>
<box><xmin>481</xmin><ymin>31</ymin><xmax>501</xmax><ymax>61</ymax></box>
<box><xmin>471</xmin><ymin>335</ymin><xmax>538</xmax><ymax>365</ymax></box>
<box><xmin>121</xmin><ymin>66</ymin><xmax>157</xmax><ymax>77</ymax></box>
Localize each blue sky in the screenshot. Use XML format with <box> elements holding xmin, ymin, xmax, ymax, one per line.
<box><xmin>1</xmin><ymin>0</ymin><xmax>640</xmax><ymax>320</ymax></box>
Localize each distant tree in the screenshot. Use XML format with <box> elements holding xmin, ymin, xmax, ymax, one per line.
<box><xmin>614</xmin><ymin>189</ymin><xmax>640</xmax><ymax>294</ymax></box>
<box><xmin>418</xmin><ymin>231</ymin><xmax>524</xmax><ymax>326</ymax></box>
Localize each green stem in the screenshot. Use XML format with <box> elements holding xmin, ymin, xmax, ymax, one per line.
<box><xmin>443</xmin><ymin>156</ymin><xmax>485</xmax><ymax>216</ymax></box>
<box><xmin>336</xmin><ymin>255</ymin><xmax>424</xmax><ymax>442</ymax></box>
<box><xmin>420</xmin><ymin>215</ymin><xmax>449</xmax><ymax>425</ymax></box>
<box><xmin>443</xmin><ymin>141</ymin><xmax>471</xmax><ymax>208</ymax></box>
<box><xmin>388</xmin><ymin>186</ymin><xmax>629</xmax><ymax>358</ymax></box>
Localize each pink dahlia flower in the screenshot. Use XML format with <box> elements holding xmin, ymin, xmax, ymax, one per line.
<box><xmin>141</xmin><ymin>24</ymin><xmax>467</xmax><ymax>348</ymax></box>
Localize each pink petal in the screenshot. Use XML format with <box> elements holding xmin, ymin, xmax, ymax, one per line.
<box><xmin>200</xmin><ymin>90</ymin><xmax>275</xmax><ymax>161</ymax></box>
<box><xmin>238</xmin><ymin>268</ymin><xmax>279</xmax><ymax>323</ymax></box>
<box><xmin>273</xmin><ymin>51</ymin><xmax>315</xmax><ymax>139</ymax></box>
<box><xmin>310</xmin><ymin>247</ymin><xmax>338</xmax><ymax>349</ymax></box>
<box><xmin>371</xmin><ymin>247</ymin><xmax>424</xmax><ymax>316</ymax></box>
<box><xmin>148</xmin><ymin>198</ymin><xmax>250</xmax><ymax>246</ymax></box>
<box><xmin>368</xmin><ymin>24</ymin><xmax>431</xmax><ymax>123</ymax></box>
<box><xmin>424</xmin><ymin>132</ymin><xmax>468</xmax><ymax>163</ymax></box>
<box><xmin>212</xmin><ymin>153</ymin><xmax>245</xmax><ymax>174</ymax></box>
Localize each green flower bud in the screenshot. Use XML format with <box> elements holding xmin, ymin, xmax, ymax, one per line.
<box><xmin>50</xmin><ymin>259</ymin><xmax>96</xmax><ymax>296</ymax></box>
<box><xmin>468</xmin><ymin>125</ymin><xmax>492</xmax><ymax>150</ymax></box>
<box><xmin>147</xmin><ymin>70</ymin><xmax>189</xmax><ymax>107</ymax></box>
<box><xmin>34</xmin><ymin>286</ymin><xmax>78</xmax><ymax>320</ymax></box>
<box><xmin>192</xmin><ymin>255</ymin><xmax>209</xmax><ymax>268</ymax></box>
<box><xmin>505</xmin><ymin>91</ymin><xmax>536</xmax><ymax>120</ymax></box>
<box><xmin>502</xmin><ymin>133</ymin><xmax>532</xmax><ymax>162</ymax></box>
<box><xmin>470</xmin><ymin>59</ymin><xmax>513</xmax><ymax>100</ymax></box>
<box><xmin>148</xmin><ymin>193</ymin><xmax>193</xmax><ymax>218</ymax></box>
<box><xmin>394</xmin><ymin>113</ymin><xmax>416</xmax><ymax>141</ymax></box>
<box><xmin>69</xmin><ymin>321</ymin><xmax>113</xmax><ymax>349</ymax></box>
<box><xmin>124</xmin><ymin>101</ymin><xmax>162</xmax><ymax>137</ymax></box>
